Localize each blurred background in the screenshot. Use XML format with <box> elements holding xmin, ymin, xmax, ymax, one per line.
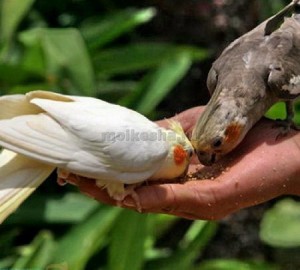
<box><xmin>1</xmin><ymin>0</ymin><xmax>300</xmax><ymax>269</ymax></box>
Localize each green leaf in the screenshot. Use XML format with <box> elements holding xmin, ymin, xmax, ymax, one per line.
<box><xmin>265</xmin><ymin>101</ymin><xmax>300</xmax><ymax>125</ymax></box>
<box><xmin>0</xmin><ymin>63</ymin><xmax>35</xmax><ymax>84</ymax></box>
<box><xmin>94</xmin><ymin>43</ymin><xmax>208</xmax><ymax>77</ymax></box>
<box><xmin>108</xmin><ymin>210</ymin><xmax>149</xmax><ymax>270</ymax></box>
<box><xmin>121</xmin><ymin>50</ymin><xmax>193</xmax><ymax>115</ymax></box>
<box><xmin>115</xmin><ymin>44</ymin><xmax>207</xmax><ymax>115</ymax></box>
<box><xmin>294</xmin><ymin>99</ymin><xmax>300</xmax><ymax>125</ymax></box>
<box><xmin>0</xmin><ymin>257</ymin><xmax>16</xmax><ymax>269</ymax></box>
<box><xmin>18</xmin><ymin>31</ymin><xmax>46</xmax><ymax>76</ymax></box>
<box><xmin>97</xmin><ymin>80</ymin><xmax>137</xmax><ymax>95</ymax></box>
<box><xmin>5</xmin><ymin>192</ymin><xmax>99</xmax><ymax>225</ymax></box>
<box><xmin>0</xmin><ymin>0</ymin><xmax>35</xmax><ymax>43</ymax></box>
<box><xmin>265</xmin><ymin>102</ymin><xmax>286</xmax><ymax>120</ymax></box>
<box><xmin>19</xmin><ymin>28</ymin><xmax>96</xmax><ymax>95</ymax></box>
<box><xmin>42</xmin><ymin>28</ymin><xmax>95</xmax><ymax>95</ymax></box>
<box><xmin>94</xmin><ymin>43</ymin><xmax>175</xmax><ymax>76</ymax></box>
<box><xmin>150</xmin><ymin>214</ymin><xmax>179</xmax><ymax>241</ymax></box>
<box><xmin>260</xmin><ymin>198</ymin><xmax>300</xmax><ymax>248</ymax></box>
<box><xmin>145</xmin><ymin>221</ymin><xmax>218</xmax><ymax>270</ymax></box>
<box><xmin>96</xmin><ymin>80</ymin><xmax>138</xmax><ymax>102</ymax></box>
<box><xmin>6</xmin><ymin>83</ymin><xmax>51</xmax><ymax>95</ymax></box>
<box><xmin>51</xmin><ymin>205</ymin><xmax>121</xmax><ymax>270</ymax></box>
<box><xmin>144</xmin><ymin>214</ymin><xmax>178</xmax><ymax>261</ymax></box>
<box><xmin>0</xmin><ymin>229</ymin><xmax>19</xmax><ymax>257</ymax></box>
<box><xmin>174</xmin><ymin>221</ymin><xmax>217</xmax><ymax>269</ymax></box>
<box><xmin>12</xmin><ymin>230</ymin><xmax>55</xmax><ymax>269</ymax></box>
<box><xmin>81</xmin><ymin>8</ymin><xmax>156</xmax><ymax>50</ymax></box>
<box><xmin>179</xmin><ymin>220</ymin><xmax>210</xmax><ymax>247</ymax></box>
<box><xmin>196</xmin><ymin>259</ymin><xmax>279</xmax><ymax>270</ymax></box>
<box><xmin>259</xmin><ymin>0</ymin><xmax>286</xmax><ymax>20</ymax></box>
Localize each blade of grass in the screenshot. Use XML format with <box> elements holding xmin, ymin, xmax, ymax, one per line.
<box><xmin>260</xmin><ymin>198</ymin><xmax>300</xmax><ymax>248</ymax></box>
<box><xmin>144</xmin><ymin>214</ymin><xmax>178</xmax><ymax>261</ymax></box>
<box><xmin>145</xmin><ymin>221</ymin><xmax>218</xmax><ymax>270</ymax></box>
<box><xmin>94</xmin><ymin>43</ymin><xmax>174</xmax><ymax>76</ymax></box>
<box><xmin>81</xmin><ymin>8</ymin><xmax>156</xmax><ymax>50</ymax></box>
<box><xmin>0</xmin><ymin>63</ymin><xmax>39</xmax><ymax>85</ymax></box>
<box><xmin>265</xmin><ymin>102</ymin><xmax>286</xmax><ymax>120</ymax></box>
<box><xmin>51</xmin><ymin>205</ymin><xmax>121</xmax><ymax>270</ymax></box>
<box><xmin>108</xmin><ymin>210</ymin><xmax>149</xmax><ymax>270</ymax></box>
<box><xmin>195</xmin><ymin>259</ymin><xmax>279</xmax><ymax>270</ymax></box>
<box><xmin>0</xmin><ymin>257</ymin><xmax>18</xmax><ymax>269</ymax></box>
<box><xmin>6</xmin><ymin>84</ymin><xmax>51</xmax><ymax>95</ymax></box>
<box><xmin>94</xmin><ymin>43</ymin><xmax>208</xmax><ymax>77</ymax></box>
<box><xmin>0</xmin><ymin>0</ymin><xmax>35</xmax><ymax>43</ymax></box>
<box><xmin>121</xmin><ymin>50</ymin><xmax>192</xmax><ymax>115</ymax></box>
<box><xmin>12</xmin><ymin>230</ymin><xmax>54</xmax><ymax>269</ymax></box>
<box><xmin>293</xmin><ymin>99</ymin><xmax>300</xmax><ymax>125</ymax></box>
<box><xmin>19</xmin><ymin>28</ymin><xmax>95</xmax><ymax>96</ymax></box>
<box><xmin>5</xmin><ymin>192</ymin><xmax>99</xmax><ymax>225</ymax></box>
<box><xmin>42</xmin><ymin>28</ymin><xmax>95</xmax><ymax>95</ymax></box>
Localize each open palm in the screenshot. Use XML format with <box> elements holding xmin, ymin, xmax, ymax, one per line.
<box><xmin>65</xmin><ymin>107</ymin><xmax>300</xmax><ymax>220</ymax></box>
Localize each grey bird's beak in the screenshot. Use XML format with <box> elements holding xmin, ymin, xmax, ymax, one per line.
<box><xmin>195</xmin><ymin>151</ymin><xmax>217</xmax><ymax>166</ymax></box>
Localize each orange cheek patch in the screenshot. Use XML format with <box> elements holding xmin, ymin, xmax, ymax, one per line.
<box><xmin>224</xmin><ymin>123</ymin><xmax>243</xmax><ymax>143</ymax></box>
<box><xmin>173</xmin><ymin>145</ymin><xmax>187</xmax><ymax>165</ymax></box>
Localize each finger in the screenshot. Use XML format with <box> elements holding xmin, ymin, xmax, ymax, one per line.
<box><xmin>64</xmin><ymin>174</ymin><xmax>118</xmax><ymax>205</ymax></box>
<box><xmin>78</xmin><ymin>181</ymin><xmax>117</xmax><ymax>205</ymax></box>
<box><xmin>122</xmin><ymin>180</ymin><xmax>233</xmax><ymax>220</ymax></box>
<box><xmin>62</xmin><ymin>118</ymin><xmax>300</xmax><ymax>220</ymax></box>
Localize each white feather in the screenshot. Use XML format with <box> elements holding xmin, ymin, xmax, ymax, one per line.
<box><xmin>0</xmin><ymin>149</ymin><xmax>54</xmax><ymax>223</ymax></box>
<box><xmin>0</xmin><ymin>93</ymin><xmax>169</xmax><ymax>184</ymax></box>
<box><xmin>0</xmin><ymin>91</ymin><xmax>193</xmax><ymax>220</ymax></box>
<box><xmin>0</xmin><ymin>94</ymin><xmax>42</xmax><ymax>119</ymax></box>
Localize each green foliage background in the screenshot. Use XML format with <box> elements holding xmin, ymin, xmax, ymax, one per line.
<box><xmin>0</xmin><ymin>0</ymin><xmax>299</xmax><ymax>269</ymax></box>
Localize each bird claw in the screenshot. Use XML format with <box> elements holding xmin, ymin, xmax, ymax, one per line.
<box><xmin>113</xmin><ymin>185</ymin><xmax>142</xmax><ymax>212</ymax></box>
<box><xmin>57</xmin><ymin>169</ymin><xmax>71</xmax><ymax>186</ymax></box>
<box><xmin>272</xmin><ymin>119</ymin><xmax>300</xmax><ymax>140</ymax></box>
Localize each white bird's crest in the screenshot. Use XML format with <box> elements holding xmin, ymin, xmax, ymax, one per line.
<box><xmin>167</xmin><ymin>120</ymin><xmax>186</xmax><ymax>137</ymax></box>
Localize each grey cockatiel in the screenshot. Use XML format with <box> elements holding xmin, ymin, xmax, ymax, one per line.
<box><xmin>192</xmin><ymin>0</ymin><xmax>300</xmax><ymax>166</ymax></box>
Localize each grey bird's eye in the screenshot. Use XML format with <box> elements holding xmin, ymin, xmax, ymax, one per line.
<box><xmin>207</xmin><ymin>68</ymin><xmax>218</xmax><ymax>93</ymax></box>
<box><xmin>211</xmin><ymin>136</ymin><xmax>223</xmax><ymax>148</ymax></box>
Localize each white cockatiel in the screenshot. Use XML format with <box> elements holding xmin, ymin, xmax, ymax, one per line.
<box><xmin>0</xmin><ymin>91</ymin><xmax>193</xmax><ymax>223</ymax></box>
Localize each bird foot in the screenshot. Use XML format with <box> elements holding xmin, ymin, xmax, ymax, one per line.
<box><xmin>56</xmin><ymin>169</ymin><xmax>72</xmax><ymax>186</ymax></box>
<box><xmin>272</xmin><ymin>119</ymin><xmax>300</xmax><ymax>140</ymax></box>
<box><xmin>95</xmin><ymin>180</ymin><xmax>142</xmax><ymax>212</ymax></box>
<box><xmin>114</xmin><ymin>185</ymin><xmax>142</xmax><ymax>212</ymax></box>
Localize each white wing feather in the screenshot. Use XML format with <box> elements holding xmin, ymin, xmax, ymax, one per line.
<box><xmin>0</xmin><ymin>95</ymin><xmax>169</xmax><ymax>183</ymax></box>
<box><xmin>0</xmin><ymin>149</ymin><xmax>54</xmax><ymax>223</ymax></box>
<box><xmin>0</xmin><ymin>94</ymin><xmax>42</xmax><ymax>119</ymax></box>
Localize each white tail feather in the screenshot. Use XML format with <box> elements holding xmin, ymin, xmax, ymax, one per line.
<box><xmin>0</xmin><ymin>149</ymin><xmax>54</xmax><ymax>223</ymax></box>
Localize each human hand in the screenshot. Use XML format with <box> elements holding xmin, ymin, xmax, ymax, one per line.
<box><xmin>64</xmin><ymin>107</ymin><xmax>300</xmax><ymax>220</ymax></box>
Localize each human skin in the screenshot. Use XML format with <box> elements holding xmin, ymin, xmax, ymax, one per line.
<box><xmin>64</xmin><ymin>107</ymin><xmax>300</xmax><ymax>220</ymax></box>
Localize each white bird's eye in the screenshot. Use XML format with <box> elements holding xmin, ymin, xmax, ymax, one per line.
<box><xmin>207</xmin><ymin>68</ymin><xmax>218</xmax><ymax>93</ymax></box>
